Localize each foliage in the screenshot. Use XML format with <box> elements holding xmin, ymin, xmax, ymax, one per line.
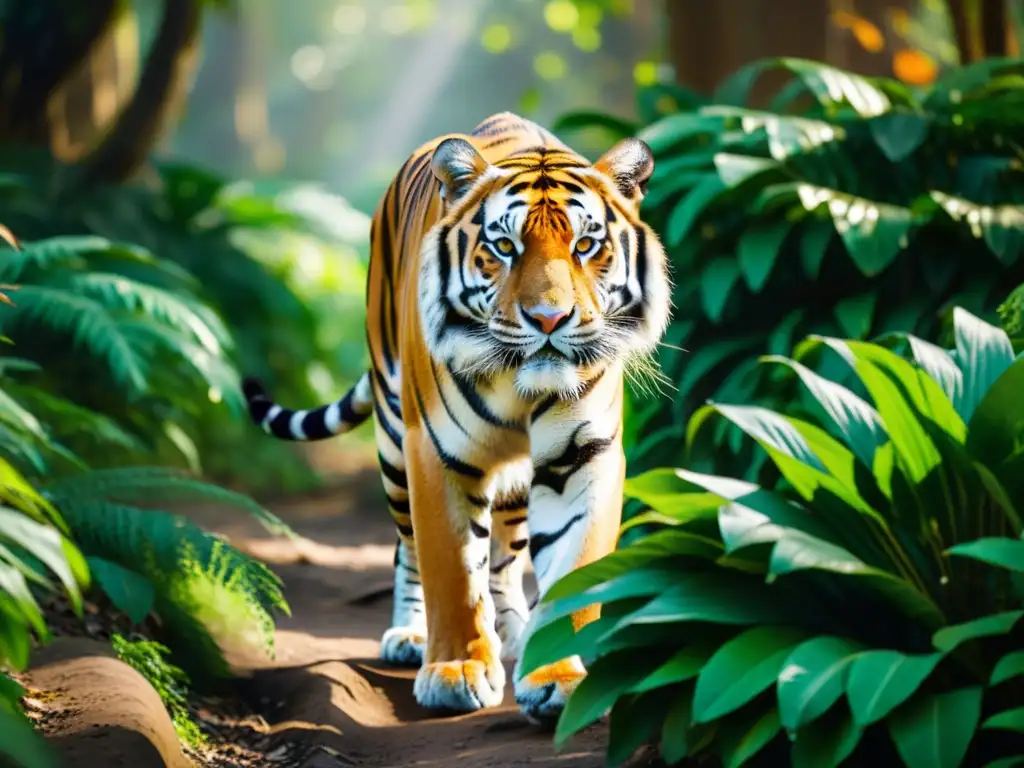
<box><xmin>524</xmin><ymin>308</ymin><xmax>1024</xmax><ymax>767</ymax></box>
<box><xmin>0</xmin><ymin>153</ymin><xmax>370</xmax><ymax>494</ymax></box>
<box><xmin>0</xmin><ymin>456</ymin><xmax>85</xmax><ymax>768</ymax></box>
<box><xmin>555</xmin><ymin>56</ymin><xmax>1024</xmax><ymax>486</ymax></box>
<box><xmin>112</xmin><ymin>633</ymin><xmax>204</xmax><ymax>747</ymax></box>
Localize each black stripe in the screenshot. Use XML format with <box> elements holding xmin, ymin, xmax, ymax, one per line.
<box><xmin>431</xmin><ymin>361</ymin><xmax>472</xmax><ymax>438</ymax></box>
<box><xmin>510</xmin><ymin>538</ymin><xmax>529</xmax><ymax>552</ymax></box>
<box><xmin>396</xmin><ymin>521</ymin><xmax>414</xmax><ymax>537</ymax></box>
<box><xmin>387</xmin><ymin>493</ymin><xmax>411</xmax><ymax>514</ymax></box>
<box><xmin>529</xmin><ymin>512</ymin><xmax>585</xmax><ymax>563</ymax></box>
<box><xmin>414</xmin><ymin>383</ymin><xmax>484</xmax><ymax>478</ymax></box>
<box><xmin>532</xmin><ymin>424</ymin><xmax>615</xmax><ymax>494</ymax></box>
<box><xmin>379</xmin><ymin>453</ymin><xmax>408</xmax><ymax>489</ymax></box>
<box><xmin>531</xmin><ymin>395</ymin><xmax>558</xmax><ymax>424</ymax></box>
<box><xmin>504</xmin><ymin>515</ymin><xmax>527</xmax><ymax>526</ymax></box>
<box><xmin>493</xmin><ymin>493</ymin><xmax>528</xmax><ymax>512</ymax></box>
<box><xmin>491</xmin><ymin>554</ymin><xmax>517</xmax><ymax>573</ymax></box>
<box><xmin>373</xmin><ymin>394</ymin><xmax>404</xmax><ymax>449</ymax></box>
<box><xmin>447</xmin><ymin>364</ymin><xmax>521</xmax><ymax>431</ymax></box>
<box><xmin>469</xmin><ymin>518</ymin><xmax>490</xmax><ymax>538</ymax></box>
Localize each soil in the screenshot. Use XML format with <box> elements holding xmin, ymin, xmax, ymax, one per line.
<box><xmin>22</xmin><ymin>448</ymin><xmax>662</xmax><ymax>768</ymax></box>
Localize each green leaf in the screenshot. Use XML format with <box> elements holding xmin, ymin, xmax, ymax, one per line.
<box><xmin>800</xmin><ymin>219</ymin><xmax>833</xmax><ymax>279</ymax></box>
<box><xmin>834</xmin><ymin>293</ymin><xmax>876</xmax><ymax>339</ymax></box>
<box><xmin>737</xmin><ymin>219</ymin><xmax>792</xmax><ymax>293</ymax></box>
<box><xmin>760</xmin><ymin>355</ymin><xmax>884</xmax><ymax>468</ymax></box>
<box><xmin>0</xmin><ymin>706</ymin><xmax>59</xmax><ymax>768</ymax></box>
<box><xmin>554</xmin><ymin>650</ymin><xmax>665</xmax><ymax>745</ymax></box>
<box><xmin>606</xmin><ymin>690</ymin><xmax>673</xmax><ymax>768</ymax></box>
<box><xmin>713</xmin><ymin>153</ymin><xmax>778</xmax><ymax>187</ymax></box>
<box><xmin>777</xmin><ymin>636</ymin><xmax>863</xmax><ymax>731</ymax></box>
<box><xmin>946</xmin><ymin>538</ymin><xmax>1024</xmax><ymax>572</ymax></box>
<box><xmin>796</xmin><ymin>185</ymin><xmax>913</xmax><ymax>277</ymax></box>
<box><xmin>991</xmin><ymin>650</ymin><xmax>1024</xmax><ymax>685</ymax></box>
<box><xmin>719</xmin><ymin>707</ymin><xmax>782</xmax><ymax>768</ymax></box>
<box><xmin>932</xmin><ymin>611</ymin><xmax>1024</xmax><ymax>653</ymax></box>
<box><xmin>665</xmin><ymin>174</ymin><xmax>725</xmax><ymax>246</ymax></box>
<box><xmin>630</xmin><ymin>643</ymin><xmax>718</xmax><ymax>694</ymax></box>
<box><xmin>86</xmin><ymin>556</ymin><xmax>155</xmax><ymax>624</ymax></box>
<box><xmin>965</xmin><ymin>357</ymin><xmax>1024</xmax><ymax>469</ymax></box>
<box><xmin>846</xmin><ymin>650</ymin><xmax>944</xmax><ymax>726</ymax></box>
<box><xmin>983</xmin><ymin>708</ymin><xmax>1024</xmax><ymax>733</ymax></box>
<box><xmin>660</xmin><ymin>688</ymin><xmax>702</xmax><ymax>765</ymax></box>
<box><xmin>887</xmin><ymin>687</ymin><xmax>983</xmax><ymax>768</ymax></box>
<box><xmin>868</xmin><ymin>112</ymin><xmax>930</xmax><ymax>162</ymax></box>
<box><xmin>699</xmin><ymin>258</ymin><xmax>740</xmax><ymax>323</ymax></box>
<box><xmin>768</xmin><ymin>529</ymin><xmax>944</xmax><ymax>628</ymax></box>
<box><xmin>692</xmin><ymin>626</ymin><xmax>809</xmax><ymax>723</ymax></box>
<box><xmin>906</xmin><ymin>336</ymin><xmax>964</xmax><ymax>407</ymax></box>
<box><xmin>931</xmin><ymin>192</ymin><xmax>1024</xmax><ymax>265</ymax></box>
<box><xmin>953</xmin><ymin>307</ymin><xmax>1015</xmax><ymax>423</ymax></box>
<box><xmin>790</xmin><ymin>708</ymin><xmax>862</xmax><ymax>768</ymax></box>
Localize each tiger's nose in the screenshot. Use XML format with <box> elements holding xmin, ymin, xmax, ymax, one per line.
<box><xmin>522</xmin><ymin>303</ymin><xmax>573</xmax><ymax>335</ymax></box>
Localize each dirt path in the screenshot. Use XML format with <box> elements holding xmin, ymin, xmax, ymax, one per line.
<box><xmin>192</xmin><ymin>459</ymin><xmax>654</xmax><ymax>768</ymax></box>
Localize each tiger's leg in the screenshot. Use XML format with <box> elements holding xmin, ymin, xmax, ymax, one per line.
<box><xmin>407</xmin><ymin>432</ymin><xmax>505</xmax><ymax>711</ymax></box>
<box><xmin>513</xmin><ymin>383</ymin><xmax>625</xmax><ymax>722</ymax></box>
<box><xmin>488</xmin><ymin>494</ymin><xmax>531</xmax><ymax>660</ymax></box>
<box><xmin>375</xmin><ymin>398</ymin><xmax>428</xmax><ymax>667</ymax></box>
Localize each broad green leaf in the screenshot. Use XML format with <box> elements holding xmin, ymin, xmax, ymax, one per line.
<box><xmin>965</xmin><ymin>357</ymin><xmax>1024</xmax><ymax>469</ymax></box>
<box><xmin>953</xmin><ymin>307</ymin><xmax>1015</xmax><ymax>423</ymax></box>
<box><xmin>932</xmin><ymin>611</ymin><xmax>1024</xmax><ymax>653</ymax></box>
<box><xmin>718</xmin><ymin>707</ymin><xmax>782</xmax><ymax>768</ymax></box>
<box><xmin>699</xmin><ymin>257</ymin><xmax>740</xmax><ymax>323</ymax></box>
<box><xmin>846</xmin><ymin>650</ymin><xmax>943</xmax><ymax>726</ymax></box>
<box><xmin>539</xmin><ymin>564</ymin><xmax>691</xmax><ymax>626</ymax></box>
<box><xmin>777</xmin><ymin>636</ymin><xmax>864</xmax><ymax>731</ymax></box>
<box><xmin>946</xmin><ymin>538</ymin><xmax>1024</xmax><ymax>572</ymax></box>
<box><xmin>796</xmin><ymin>185</ymin><xmax>912</xmax><ymax>277</ymax></box>
<box><xmin>606</xmin><ymin>689</ymin><xmax>674</xmax><ymax>767</ymax></box>
<box><xmin>543</xmin><ymin>529</ymin><xmax>722</xmax><ymax>602</ymax></box>
<box><xmin>991</xmin><ymin>650</ymin><xmax>1024</xmax><ymax>685</ymax></box>
<box><xmin>717</xmin><ymin>499</ymin><xmax>839</xmax><ymax>555</ymax></box>
<box><xmin>600</xmin><ymin>573</ymin><xmax>792</xmax><ymax>641</ymax></box>
<box><xmin>660</xmin><ymin>689</ymin><xmax>697</xmax><ymax>765</ymax></box>
<box><xmin>790</xmin><ymin>709</ymin><xmax>863</xmax><ymax>768</ymax></box>
<box><xmin>86</xmin><ymin>557</ymin><xmax>155</xmax><ymax>624</ymax></box>
<box><xmin>981</xmin><ymin>757</ymin><xmax>1024</xmax><ymax>768</ymax></box>
<box><xmin>768</xmin><ymin>530</ymin><xmax>944</xmax><ymax>629</ymax></box>
<box><xmin>800</xmin><ymin>219</ymin><xmax>833</xmax><ymax>279</ymax></box>
<box><xmin>692</xmin><ymin>626</ymin><xmax>809</xmax><ymax>723</ymax></box>
<box><xmin>834</xmin><ymin>293</ymin><xmax>876</xmax><ymax>339</ymax></box>
<box><xmin>906</xmin><ymin>336</ymin><xmax>963</xmax><ymax>407</ymax></box>
<box><xmin>931</xmin><ymin>192</ymin><xmax>1024</xmax><ymax>266</ymax></box>
<box><xmin>638</xmin><ymin>112</ymin><xmax>721</xmax><ymax>155</ymax></box>
<box><xmin>518</xmin><ymin>616</ymin><xmax>612</xmax><ymax>678</ymax></box>
<box><xmin>666</xmin><ymin>174</ymin><xmax>725</xmax><ymax>246</ymax></box>
<box><xmin>0</xmin><ymin>506</ymin><xmax>84</xmax><ymax>612</ymax></box>
<box><xmin>983</xmin><ymin>708</ymin><xmax>1024</xmax><ymax>734</ymax></box>
<box><xmin>554</xmin><ymin>649</ymin><xmax>666</xmax><ymax>745</ymax></box>
<box><xmin>629</xmin><ymin>643</ymin><xmax>717</xmax><ymax>694</ymax></box>
<box><xmin>737</xmin><ymin>219</ymin><xmax>793</xmax><ymax>293</ymax></box>
<box><xmin>713</xmin><ymin>153</ymin><xmax>778</xmax><ymax>187</ymax></box>
<box><xmin>760</xmin><ymin>355</ymin><xmax>884</xmax><ymax>468</ymax></box>
<box><xmin>0</xmin><ymin>706</ymin><xmax>59</xmax><ymax>768</ymax></box>
<box><xmin>868</xmin><ymin>112</ymin><xmax>930</xmax><ymax>162</ymax></box>
<box><xmin>888</xmin><ymin>687</ymin><xmax>983</xmax><ymax>768</ymax></box>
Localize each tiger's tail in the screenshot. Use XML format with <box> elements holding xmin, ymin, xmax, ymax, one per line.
<box><xmin>242</xmin><ymin>371</ymin><xmax>374</xmax><ymax>441</ymax></box>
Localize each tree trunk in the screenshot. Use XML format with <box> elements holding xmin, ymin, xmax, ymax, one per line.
<box><xmin>948</xmin><ymin>0</ymin><xmax>1008</xmax><ymax>62</ymax></box>
<box><xmin>0</xmin><ymin>0</ymin><xmax>119</xmax><ymax>145</ymax></box>
<box><xmin>70</xmin><ymin>0</ymin><xmax>202</xmax><ymax>189</ymax></box>
<box><xmin>664</xmin><ymin>0</ymin><xmax>912</xmax><ymax>105</ymax></box>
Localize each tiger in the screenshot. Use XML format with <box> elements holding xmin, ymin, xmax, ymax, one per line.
<box><xmin>242</xmin><ymin>111</ymin><xmax>671</xmax><ymax>721</ymax></box>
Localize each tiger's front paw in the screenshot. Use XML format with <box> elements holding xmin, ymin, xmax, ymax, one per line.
<box><xmin>380</xmin><ymin>626</ymin><xmax>426</xmax><ymax>667</ymax></box>
<box><xmin>514</xmin><ymin>656</ymin><xmax>586</xmax><ymax>724</ymax></box>
<box><xmin>413</xmin><ymin>658</ymin><xmax>506</xmax><ymax>712</ymax></box>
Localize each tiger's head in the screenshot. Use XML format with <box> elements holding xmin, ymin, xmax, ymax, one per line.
<box><xmin>419</xmin><ymin>136</ymin><xmax>671</xmax><ymax>398</ymax></box>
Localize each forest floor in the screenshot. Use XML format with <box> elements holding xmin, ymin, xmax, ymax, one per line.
<box><xmin>21</xmin><ymin>446</ymin><xmax>662</xmax><ymax>768</ymax></box>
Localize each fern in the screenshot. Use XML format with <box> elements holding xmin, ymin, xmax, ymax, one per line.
<box><xmin>46</xmin><ymin>494</ymin><xmax>288</xmax><ymax>678</ymax></box>
<box><xmin>42</xmin><ymin>466</ymin><xmax>296</xmax><ymax>539</ymax></box>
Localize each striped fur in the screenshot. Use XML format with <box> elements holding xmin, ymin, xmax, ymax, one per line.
<box><xmin>243</xmin><ymin>112</ymin><xmax>671</xmax><ymax>720</ymax></box>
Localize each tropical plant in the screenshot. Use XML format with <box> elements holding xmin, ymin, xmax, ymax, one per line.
<box><xmin>0</xmin><ymin>456</ymin><xmax>88</xmax><ymax>768</ymax></box>
<box><xmin>0</xmin><ymin>160</ymin><xmax>371</xmax><ymax>493</ymax></box>
<box><xmin>555</xmin><ymin>56</ymin><xmax>1024</xmax><ymax>485</ymax></box>
<box><xmin>523</xmin><ymin>307</ymin><xmax>1024</xmax><ymax>768</ymax></box>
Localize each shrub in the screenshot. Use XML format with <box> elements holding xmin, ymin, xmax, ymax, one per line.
<box><xmin>556</xmin><ymin>57</ymin><xmax>1024</xmax><ymax>482</ymax></box>
<box><xmin>524</xmin><ymin>307</ymin><xmax>1024</xmax><ymax>767</ymax></box>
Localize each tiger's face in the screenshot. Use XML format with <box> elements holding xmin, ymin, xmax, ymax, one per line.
<box><xmin>419</xmin><ymin>137</ymin><xmax>671</xmax><ymax>398</ymax></box>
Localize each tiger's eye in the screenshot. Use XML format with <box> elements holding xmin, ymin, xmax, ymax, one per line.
<box><xmin>575</xmin><ymin>237</ymin><xmax>596</xmax><ymax>256</ymax></box>
<box><xmin>495</xmin><ymin>238</ymin><xmax>515</xmax><ymax>255</ymax></box>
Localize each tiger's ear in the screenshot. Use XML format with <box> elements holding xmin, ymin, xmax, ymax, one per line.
<box><xmin>594</xmin><ymin>138</ymin><xmax>655</xmax><ymax>203</ymax></box>
<box><xmin>432</xmin><ymin>137</ymin><xmax>490</xmax><ymax>202</ymax></box>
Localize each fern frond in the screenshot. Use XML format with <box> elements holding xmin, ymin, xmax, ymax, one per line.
<box><xmin>42</xmin><ymin>466</ymin><xmax>296</xmax><ymax>540</ymax></box>
<box><xmin>3</xmin><ymin>382</ymin><xmax>144</xmax><ymax>455</ymax></box>
<box><xmin>0</xmin><ymin>285</ymin><xmax>148</xmax><ymax>393</ymax></box>
<box><xmin>66</xmin><ymin>272</ymin><xmax>231</xmax><ymax>354</ymax></box>
<box><xmin>51</xmin><ymin>497</ymin><xmax>289</xmax><ymax>677</ymax></box>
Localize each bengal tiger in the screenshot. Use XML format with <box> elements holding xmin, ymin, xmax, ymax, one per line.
<box><xmin>243</xmin><ymin>111</ymin><xmax>671</xmax><ymax>720</ymax></box>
